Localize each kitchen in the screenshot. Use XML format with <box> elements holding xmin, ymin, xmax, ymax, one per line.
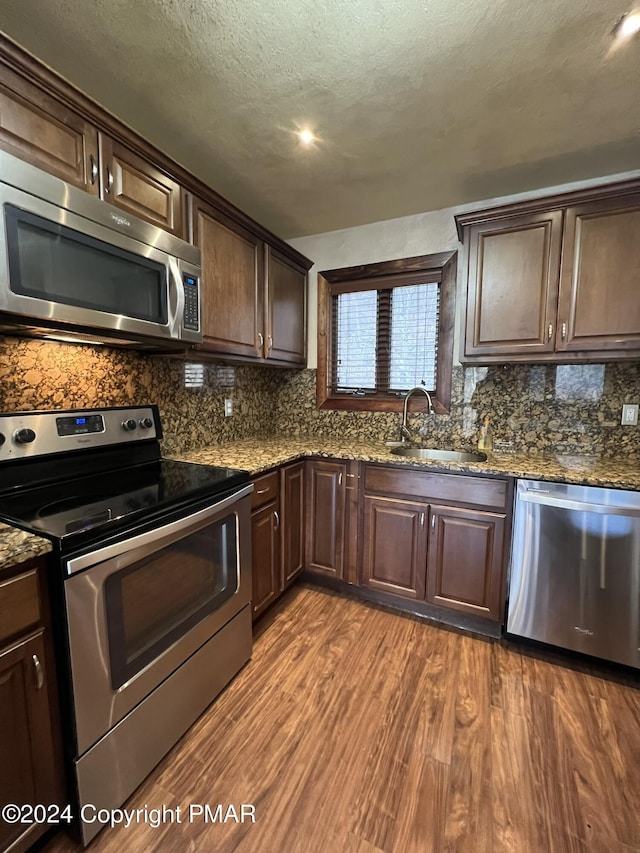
<box><xmin>1</xmin><ymin>2</ymin><xmax>640</xmax><ymax>851</ymax></box>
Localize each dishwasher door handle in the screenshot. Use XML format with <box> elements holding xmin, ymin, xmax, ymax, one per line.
<box><xmin>520</xmin><ymin>491</ymin><xmax>640</xmax><ymax>517</ymax></box>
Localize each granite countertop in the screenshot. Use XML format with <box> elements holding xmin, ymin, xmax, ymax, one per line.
<box><xmin>2</xmin><ymin>436</ymin><xmax>637</xmax><ymax>574</ymax></box>
<box><xmin>172</xmin><ymin>436</ymin><xmax>640</xmax><ymax>491</ymax></box>
<box><xmin>0</xmin><ymin>522</ymin><xmax>51</xmax><ymax>574</ymax></box>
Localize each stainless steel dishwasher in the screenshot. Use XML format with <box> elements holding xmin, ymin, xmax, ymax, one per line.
<box><xmin>507</xmin><ymin>479</ymin><xmax>640</xmax><ymax>669</ymax></box>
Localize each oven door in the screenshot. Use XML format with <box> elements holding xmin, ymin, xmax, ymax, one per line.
<box><xmin>64</xmin><ymin>484</ymin><xmax>252</xmax><ymax>756</ymax></box>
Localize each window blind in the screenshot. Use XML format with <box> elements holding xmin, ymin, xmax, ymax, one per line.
<box><xmin>331</xmin><ymin>280</ymin><xmax>440</xmax><ymax>396</ymax></box>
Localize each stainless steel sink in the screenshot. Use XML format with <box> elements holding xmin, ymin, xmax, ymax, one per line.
<box><xmin>389</xmin><ymin>446</ymin><xmax>487</xmax><ymax>463</ymax></box>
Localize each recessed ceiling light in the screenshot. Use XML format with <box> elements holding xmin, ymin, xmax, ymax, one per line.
<box><xmin>298</xmin><ymin>129</ymin><xmax>315</xmax><ymax>145</ymax></box>
<box><xmin>613</xmin><ymin>10</ymin><xmax>640</xmax><ymax>40</ymax></box>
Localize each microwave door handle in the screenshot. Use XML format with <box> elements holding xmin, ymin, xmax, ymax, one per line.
<box><xmin>167</xmin><ymin>257</ymin><xmax>184</xmax><ymax>338</ymax></box>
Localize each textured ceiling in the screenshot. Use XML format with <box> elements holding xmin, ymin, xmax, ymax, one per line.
<box><xmin>0</xmin><ymin>0</ymin><xmax>639</xmax><ymax>238</ymax></box>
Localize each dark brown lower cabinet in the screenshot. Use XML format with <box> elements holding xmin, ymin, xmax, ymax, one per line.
<box><xmin>305</xmin><ymin>460</ymin><xmax>348</xmax><ymax>579</ymax></box>
<box><xmin>251</xmin><ymin>462</ymin><xmax>305</xmax><ymax>620</ymax></box>
<box><xmin>0</xmin><ymin>560</ymin><xmax>64</xmax><ymax>853</ymax></box>
<box><xmin>256</xmin><ymin>458</ymin><xmax>510</xmax><ymax>630</ymax></box>
<box><xmin>361</xmin><ymin>496</ymin><xmax>428</xmax><ymax>599</ymax></box>
<box><xmin>358</xmin><ymin>464</ymin><xmax>511</xmax><ymax>626</ymax></box>
<box><xmin>426</xmin><ymin>504</ymin><xmax>507</xmax><ymax>621</ymax></box>
<box><xmin>280</xmin><ymin>462</ymin><xmax>305</xmax><ymax>588</ymax></box>
<box><xmin>251</xmin><ymin>500</ymin><xmax>280</xmax><ymax>619</ymax></box>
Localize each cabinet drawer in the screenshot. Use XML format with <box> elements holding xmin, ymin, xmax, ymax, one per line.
<box><xmin>364</xmin><ymin>465</ymin><xmax>508</xmax><ymax>510</ymax></box>
<box><xmin>251</xmin><ymin>470</ymin><xmax>280</xmax><ymax>510</ymax></box>
<box><xmin>0</xmin><ymin>568</ymin><xmax>41</xmax><ymax>643</ymax></box>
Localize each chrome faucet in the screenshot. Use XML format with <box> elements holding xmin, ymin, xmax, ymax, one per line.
<box><xmin>400</xmin><ymin>386</ymin><xmax>435</xmax><ymax>442</ymax></box>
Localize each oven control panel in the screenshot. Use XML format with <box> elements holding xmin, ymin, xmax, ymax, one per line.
<box><xmin>56</xmin><ymin>414</ymin><xmax>105</xmax><ymax>437</ymax></box>
<box><xmin>0</xmin><ymin>406</ymin><xmax>161</xmax><ymax>461</ymax></box>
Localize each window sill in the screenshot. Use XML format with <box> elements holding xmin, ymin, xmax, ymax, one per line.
<box><xmin>317</xmin><ymin>394</ymin><xmax>449</xmax><ymax>415</ymax></box>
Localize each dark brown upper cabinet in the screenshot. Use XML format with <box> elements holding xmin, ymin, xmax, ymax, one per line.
<box><xmin>456</xmin><ymin>183</ymin><xmax>640</xmax><ymax>363</ymax></box>
<box><xmin>193</xmin><ymin>197</ymin><xmax>265</xmax><ymax>359</ymax></box>
<box><xmin>0</xmin><ymin>63</ymin><xmax>186</xmax><ymax>238</ymax></box>
<box><xmin>557</xmin><ymin>196</ymin><xmax>640</xmax><ymax>354</ymax></box>
<box><xmin>0</xmin><ymin>63</ymin><xmax>99</xmax><ymax>193</ymax></box>
<box><xmin>0</xmin><ymin>36</ymin><xmax>312</xmax><ymax>291</ymax></box>
<box><xmin>0</xmin><ymin>67</ymin><xmax>185</xmax><ymax>238</ymax></box>
<box><xmin>265</xmin><ymin>246</ymin><xmax>307</xmax><ymax>365</ymax></box>
<box><xmin>98</xmin><ymin>135</ymin><xmax>184</xmax><ymax>237</ymax></box>
<box><xmin>463</xmin><ymin>211</ymin><xmax>562</xmax><ymax>359</ymax></box>
<box><xmin>192</xmin><ymin>196</ymin><xmax>310</xmax><ymax>365</ymax></box>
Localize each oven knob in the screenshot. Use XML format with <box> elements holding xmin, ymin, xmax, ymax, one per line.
<box><xmin>14</xmin><ymin>428</ymin><xmax>36</xmax><ymax>444</ymax></box>
<box><xmin>0</xmin><ymin>433</ymin><xmax>5</xmax><ymax>446</ymax></box>
<box><xmin>122</xmin><ymin>419</ymin><xmax>137</xmax><ymax>431</ymax></box>
<box><xmin>139</xmin><ymin>417</ymin><xmax>153</xmax><ymax>429</ymax></box>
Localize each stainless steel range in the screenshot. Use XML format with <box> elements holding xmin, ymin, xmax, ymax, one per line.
<box><xmin>0</xmin><ymin>406</ymin><xmax>253</xmax><ymax>845</ymax></box>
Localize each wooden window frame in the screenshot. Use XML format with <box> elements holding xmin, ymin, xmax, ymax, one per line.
<box><xmin>317</xmin><ymin>251</ymin><xmax>457</xmax><ymax>414</ymax></box>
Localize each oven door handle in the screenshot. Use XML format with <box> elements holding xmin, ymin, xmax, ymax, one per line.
<box><xmin>65</xmin><ymin>482</ymin><xmax>254</xmax><ymax>576</ymax></box>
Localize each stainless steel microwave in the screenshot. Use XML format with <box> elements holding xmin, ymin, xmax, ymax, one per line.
<box><xmin>0</xmin><ymin>151</ymin><xmax>202</xmax><ymax>349</ymax></box>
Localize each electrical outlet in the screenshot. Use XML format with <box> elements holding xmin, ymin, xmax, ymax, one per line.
<box><xmin>621</xmin><ymin>404</ymin><xmax>638</xmax><ymax>426</ymax></box>
<box><xmin>224</xmin><ymin>398</ymin><xmax>233</xmax><ymax>417</ymax></box>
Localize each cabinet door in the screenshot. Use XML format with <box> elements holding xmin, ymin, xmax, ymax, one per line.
<box><xmin>557</xmin><ymin>195</ymin><xmax>640</xmax><ymax>353</ymax></box>
<box><xmin>251</xmin><ymin>502</ymin><xmax>280</xmax><ymax>620</ymax></box>
<box><xmin>426</xmin><ymin>505</ymin><xmax>506</xmax><ymax>622</ymax></box>
<box><xmin>305</xmin><ymin>460</ymin><xmax>347</xmax><ymax>579</ymax></box>
<box><xmin>463</xmin><ymin>212</ymin><xmax>562</xmax><ymax>359</ymax></box>
<box><xmin>0</xmin><ymin>631</ymin><xmax>61</xmax><ymax>852</ymax></box>
<box><xmin>361</xmin><ymin>496</ymin><xmax>428</xmax><ymax>599</ymax></box>
<box><xmin>0</xmin><ymin>65</ymin><xmax>99</xmax><ymax>193</ymax></box>
<box><xmin>281</xmin><ymin>462</ymin><xmax>305</xmax><ymax>588</ymax></box>
<box><xmin>99</xmin><ymin>134</ymin><xmax>184</xmax><ymax>237</ymax></box>
<box><xmin>265</xmin><ymin>246</ymin><xmax>307</xmax><ymax>365</ymax></box>
<box><xmin>192</xmin><ymin>198</ymin><xmax>265</xmax><ymax>358</ymax></box>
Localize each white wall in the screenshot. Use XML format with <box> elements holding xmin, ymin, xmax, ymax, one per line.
<box><xmin>288</xmin><ymin>169</ymin><xmax>640</xmax><ymax>369</ymax></box>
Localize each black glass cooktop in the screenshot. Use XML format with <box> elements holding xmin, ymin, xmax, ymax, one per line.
<box><xmin>0</xmin><ymin>459</ymin><xmax>250</xmax><ymax>545</ymax></box>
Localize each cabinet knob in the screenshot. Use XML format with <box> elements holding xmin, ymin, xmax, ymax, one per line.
<box><xmin>258</xmin><ymin>332</ymin><xmax>264</xmax><ymax>349</ymax></box>
<box><xmin>547</xmin><ymin>323</ymin><xmax>553</xmax><ymax>341</ymax></box>
<box><xmin>273</xmin><ymin>510</ymin><xmax>280</xmax><ymax>530</ymax></box>
<box><xmin>89</xmin><ymin>154</ymin><xmax>98</xmax><ymax>185</ymax></box>
<box><xmin>561</xmin><ymin>322</ymin><xmax>567</xmax><ymax>341</ymax></box>
<box><xmin>105</xmin><ymin>167</ymin><xmax>114</xmax><ymax>194</ymax></box>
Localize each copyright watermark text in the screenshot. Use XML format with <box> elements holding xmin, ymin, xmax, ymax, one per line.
<box><xmin>1</xmin><ymin>802</ymin><xmax>256</xmax><ymax>829</ymax></box>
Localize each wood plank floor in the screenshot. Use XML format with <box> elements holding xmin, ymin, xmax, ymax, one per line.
<box><xmin>44</xmin><ymin>584</ymin><xmax>640</xmax><ymax>853</ymax></box>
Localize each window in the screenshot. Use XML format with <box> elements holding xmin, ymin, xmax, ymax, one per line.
<box><xmin>317</xmin><ymin>252</ymin><xmax>456</xmax><ymax>413</ymax></box>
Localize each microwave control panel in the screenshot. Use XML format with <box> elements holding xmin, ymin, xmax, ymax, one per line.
<box><xmin>183</xmin><ymin>274</ymin><xmax>200</xmax><ymax>331</ymax></box>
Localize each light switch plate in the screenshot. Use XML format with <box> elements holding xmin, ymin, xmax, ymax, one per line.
<box><xmin>621</xmin><ymin>404</ymin><xmax>638</xmax><ymax>425</ymax></box>
<box><xmin>224</xmin><ymin>399</ymin><xmax>233</xmax><ymax>417</ymax></box>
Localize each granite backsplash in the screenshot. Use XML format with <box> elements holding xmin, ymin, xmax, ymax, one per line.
<box><xmin>275</xmin><ymin>364</ymin><xmax>640</xmax><ymax>460</ymax></box>
<box><xmin>1</xmin><ymin>337</ymin><xmax>639</xmax><ymax>460</ymax></box>
<box><xmin>0</xmin><ymin>337</ymin><xmax>285</xmax><ymax>456</ymax></box>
